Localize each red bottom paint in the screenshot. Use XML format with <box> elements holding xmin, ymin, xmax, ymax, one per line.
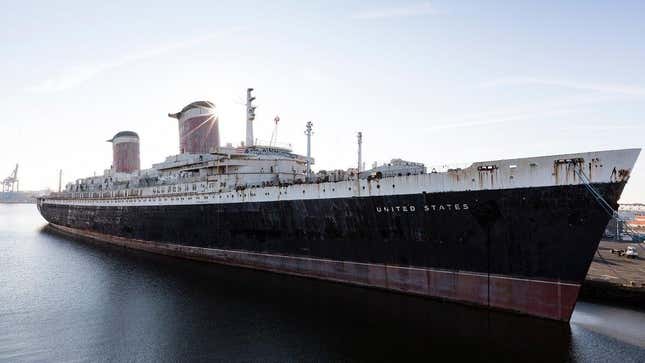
<box><xmin>50</xmin><ymin>224</ymin><xmax>580</xmax><ymax>322</ymax></box>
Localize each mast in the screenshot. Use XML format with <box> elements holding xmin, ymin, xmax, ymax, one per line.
<box><xmin>14</xmin><ymin>164</ymin><xmax>18</xmax><ymax>192</ymax></box>
<box><xmin>357</xmin><ymin>132</ymin><xmax>362</xmax><ymax>174</ymax></box>
<box><xmin>304</xmin><ymin>121</ymin><xmax>313</xmax><ymax>181</ymax></box>
<box><xmin>245</xmin><ymin>88</ymin><xmax>256</xmax><ymax>147</ymax></box>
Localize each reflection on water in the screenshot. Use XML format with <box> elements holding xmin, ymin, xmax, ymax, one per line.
<box><xmin>1</xmin><ymin>204</ymin><xmax>643</xmax><ymax>362</ymax></box>
<box><xmin>571</xmin><ymin>302</ymin><xmax>645</xmax><ymax>350</ymax></box>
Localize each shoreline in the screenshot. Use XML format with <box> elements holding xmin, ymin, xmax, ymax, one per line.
<box><xmin>581</xmin><ymin>240</ymin><xmax>645</xmax><ymax>310</ymax></box>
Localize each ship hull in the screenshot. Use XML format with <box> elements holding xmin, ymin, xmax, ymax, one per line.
<box><xmin>38</xmin><ymin>182</ymin><xmax>624</xmax><ymax>321</ymax></box>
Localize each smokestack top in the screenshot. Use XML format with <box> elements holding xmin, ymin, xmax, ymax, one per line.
<box><xmin>168</xmin><ymin>100</ymin><xmax>216</xmax><ymax>119</ymax></box>
<box><xmin>107</xmin><ymin>131</ymin><xmax>139</xmax><ymax>142</ymax></box>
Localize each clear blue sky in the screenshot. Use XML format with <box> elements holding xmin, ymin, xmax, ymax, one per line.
<box><xmin>1</xmin><ymin>1</ymin><xmax>644</xmax><ymax>202</ymax></box>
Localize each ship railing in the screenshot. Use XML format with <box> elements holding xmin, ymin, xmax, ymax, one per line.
<box><xmin>253</xmin><ymin>140</ymin><xmax>293</xmax><ymax>149</ymax></box>
<box><xmin>425</xmin><ymin>162</ymin><xmax>472</xmax><ymax>173</ymax></box>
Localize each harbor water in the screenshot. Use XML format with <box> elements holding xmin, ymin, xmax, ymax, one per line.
<box><xmin>1</xmin><ymin>204</ymin><xmax>644</xmax><ymax>362</ymax></box>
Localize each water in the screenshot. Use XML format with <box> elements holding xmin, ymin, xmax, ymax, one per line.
<box><xmin>1</xmin><ymin>204</ymin><xmax>643</xmax><ymax>362</ymax></box>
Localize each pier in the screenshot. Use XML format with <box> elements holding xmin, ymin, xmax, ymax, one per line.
<box><xmin>582</xmin><ymin>240</ymin><xmax>645</xmax><ymax>308</ymax></box>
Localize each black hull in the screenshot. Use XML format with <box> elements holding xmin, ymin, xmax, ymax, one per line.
<box><xmin>37</xmin><ymin>182</ymin><xmax>624</xmax><ymax>321</ymax></box>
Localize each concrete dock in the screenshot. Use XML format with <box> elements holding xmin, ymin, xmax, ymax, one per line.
<box><xmin>581</xmin><ymin>240</ymin><xmax>645</xmax><ymax>308</ymax></box>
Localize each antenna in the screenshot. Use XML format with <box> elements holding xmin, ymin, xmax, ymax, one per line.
<box><xmin>304</xmin><ymin>121</ymin><xmax>314</xmax><ymax>181</ymax></box>
<box><xmin>245</xmin><ymin>88</ymin><xmax>257</xmax><ymax>147</ymax></box>
<box><xmin>270</xmin><ymin>115</ymin><xmax>280</xmax><ymax>146</ymax></box>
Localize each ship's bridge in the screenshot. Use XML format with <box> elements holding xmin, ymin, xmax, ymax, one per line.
<box><xmin>244</xmin><ymin>145</ymin><xmax>313</xmax><ymax>164</ymax></box>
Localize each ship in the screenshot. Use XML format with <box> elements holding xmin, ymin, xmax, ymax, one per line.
<box><xmin>37</xmin><ymin>88</ymin><xmax>641</xmax><ymax>322</ymax></box>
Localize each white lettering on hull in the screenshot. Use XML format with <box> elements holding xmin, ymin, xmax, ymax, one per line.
<box><xmin>376</xmin><ymin>204</ymin><xmax>469</xmax><ymax>213</ymax></box>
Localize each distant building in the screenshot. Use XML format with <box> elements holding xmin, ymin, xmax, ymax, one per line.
<box><xmin>604</xmin><ymin>204</ymin><xmax>645</xmax><ymax>240</ymax></box>
<box><xmin>627</xmin><ymin>214</ymin><xmax>645</xmax><ymax>233</ymax></box>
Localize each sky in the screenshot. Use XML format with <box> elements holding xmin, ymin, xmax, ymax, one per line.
<box><xmin>1</xmin><ymin>0</ymin><xmax>644</xmax><ymax>202</ymax></box>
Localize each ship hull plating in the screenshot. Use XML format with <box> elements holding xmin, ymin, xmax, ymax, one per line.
<box><xmin>38</xmin><ymin>183</ymin><xmax>624</xmax><ymax>321</ymax></box>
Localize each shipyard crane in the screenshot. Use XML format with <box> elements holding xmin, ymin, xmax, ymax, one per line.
<box><xmin>2</xmin><ymin>164</ymin><xmax>19</xmax><ymax>192</ymax></box>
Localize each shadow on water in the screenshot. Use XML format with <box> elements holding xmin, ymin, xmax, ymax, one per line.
<box><xmin>29</xmin><ymin>225</ymin><xmax>578</xmax><ymax>362</ymax></box>
<box><xmin>3</xmin><ymin>203</ymin><xmax>643</xmax><ymax>362</ymax></box>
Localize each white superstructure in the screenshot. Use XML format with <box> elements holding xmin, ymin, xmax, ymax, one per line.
<box><xmin>45</xmin><ymin>148</ymin><xmax>639</xmax><ymax>208</ymax></box>
<box><xmin>41</xmin><ymin>88</ymin><xmax>640</xmax><ymax>210</ymax></box>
